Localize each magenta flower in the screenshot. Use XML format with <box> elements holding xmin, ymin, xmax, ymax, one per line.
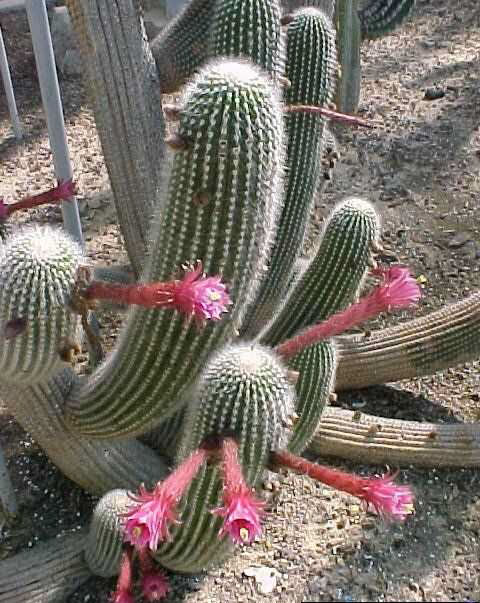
<box><xmin>212</xmin><ymin>438</ymin><xmax>265</xmax><ymax>545</ymax></box>
<box><xmin>360</xmin><ymin>472</ymin><xmax>415</xmax><ymax>521</ymax></box>
<box><xmin>0</xmin><ymin>179</ymin><xmax>76</xmax><ymax>221</ymax></box>
<box><xmin>84</xmin><ymin>260</ymin><xmax>232</xmax><ymax>325</ymax></box>
<box><xmin>123</xmin><ymin>448</ymin><xmax>208</xmax><ymax>552</ymax></box>
<box><xmin>111</xmin><ymin>549</ymin><xmax>135</xmax><ymax>603</ymax></box>
<box><xmin>276</xmin><ymin>265</ymin><xmax>421</xmax><ymax>358</ymax></box>
<box><xmin>141</xmin><ymin>572</ymin><xmax>171</xmax><ymax>601</ymax></box>
<box><xmin>272</xmin><ymin>450</ymin><xmax>414</xmax><ymax>522</ymax></box>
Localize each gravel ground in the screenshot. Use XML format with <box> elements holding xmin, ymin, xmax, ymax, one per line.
<box><xmin>0</xmin><ymin>0</ymin><xmax>479</xmax><ymax>601</ymax></box>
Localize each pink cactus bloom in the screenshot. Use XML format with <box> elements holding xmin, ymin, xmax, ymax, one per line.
<box><xmin>123</xmin><ymin>448</ymin><xmax>208</xmax><ymax>552</ymax></box>
<box><xmin>360</xmin><ymin>472</ymin><xmax>415</xmax><ymax>521</ymax></box>
<box><xmin>371</xmin><ymin>266</ymin><xmax>421</xmax><ymax>310</ymax></box>
<box><xmin>111</xmin><ymin>592</ymin><xmax>135</xmax><ymax>603</ymax></box>
<box><xmin>84</xmin><ymin>260</ymin><xmax>232</xmax><ymax>325</ymax></box>
<box><xmin>213</xmin><ymin>485</ymin><xmax>265</xmax><ymax>544</ymax></box>
<box><xmin>141</xmin><ymin>572</ymin><xmax>171</xmax><ymax>601</ymax></box>
<box><xmin>123</xmin><ymin>485</ymin><xmax>178</xmax><ymax>551</ymax></box>
<box><xmin>212</xmin><ymin>438</ymin><xmax>265</xmax><ymax>545</ymax></box>
<box><xmin>272</xmin><ymin>450</ymin><xmax>414</xmax><ymax>522</ymax></box>
<box><xmin>276</xmin><ymin>265</ymin><xmax>421</xmax><ymax>358</ymax></box>
<box><xmin>171</xmin><ymin>261</ymin><xmax>232</xmax><ymax>323</ymax></box>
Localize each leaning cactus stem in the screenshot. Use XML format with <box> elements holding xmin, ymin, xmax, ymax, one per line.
<box><xmin>272</xmin><ymin>450</ymin><xmax>414</xmax><ymax>521</ymax></box>
<box><xmin>212</xmin><ymin>437</ymin><xmax>265</xmax><ymax>545</ymax></box>
<box><xmin>123</xmin><ymin>447</ymin><xmax>209</xmax><ymax>552</ymax></box>
<box><xmin>82</xmin><ymin>261</ymin><xmax>232</xmax><ymax>324</ymax></box>
<box><xmin>0</xmin><ymin>179</ymin><xmax>76</xmax><ymax>220</ymax></box>
<box><xmin>276</xmin><ymin>266</ymin><xmax>420</xmax><ymax>358</ymax></box>
<box><xmin>285</xmin><ymin>104</ymin><xmax>377</xmax><ymax>128</ymax></box>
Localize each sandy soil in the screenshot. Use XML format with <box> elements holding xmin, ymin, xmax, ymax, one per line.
<box><xmin>0</xmin><ymin>0</ymin><xmax>479</xmax><ymax>601</ymax></box>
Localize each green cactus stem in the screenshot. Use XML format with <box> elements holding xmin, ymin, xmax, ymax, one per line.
<box><xmin>241</xmin><ymin>8</ymin><xmax>337</xmax><ymax>336</ymax></box>
<box><xmin>261</xmin><ymin>197</ymin><xmax>380</xmax><ymax>347</ymax></box>
<box><xmin>287</xmin><ymin>341</ymin><xmax>337</xmax><ymax>454</ymax></box>
<box><xmin>65</xmin><ymin>59</ymin><xmax>285</xmax><ymax>439</ymax></box>
<box><xmin>209</xmin><ymin>0</ymin><xmax>284</xmax><ymax>80</ymax></box>
<box><xmin>359</xmin><ymin>0</ymin><xmax>416</xmax><ymax>41</ymax></box>
<box><xmin>150</xmin><ymin>0</ymin><xmax>216</xmax><ymax>93</ymax></box>
<box><xmin>152</xmin><ymin>342</ymin><xmax>294</xmax><ymax>572</ymax></box>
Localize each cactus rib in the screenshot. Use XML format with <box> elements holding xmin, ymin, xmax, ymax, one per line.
<box><xmin>359</xmin><ymin>0</ymin><xmax>416</xmax><ymax>41</ymax></box>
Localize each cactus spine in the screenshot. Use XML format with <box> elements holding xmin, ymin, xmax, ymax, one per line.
<box><xmin>242</xmin><ymin>8</ymin><xmax>337</xmax><ymax>335</ymax></box>
<box><xmin>65</xmin><ymin>59</ymin><xmax>284</xmax><ymax>439</ymax></box>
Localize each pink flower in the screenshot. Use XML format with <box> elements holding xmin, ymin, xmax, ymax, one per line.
<box><xmin>212</xmin><ymin>486</ymin><xmax>265</xmax><ymax>544</ymax></box>
<box><xmin>123</xmin><ymin>448</ymin><xmax>208</xmax><ymax>552</ymax></box>
<box><xmin>141</xmin><ymin>572</ymin><xmax>171</xmax><ymax>601</ymax></box>
<box><xmin>111</xmin><ymin>592</ymin><xmax>135</xmax><ymax>603</ymax></box>
<box><xmin>212</xmin><ymin>438</ymin><xmax>265</xmax><ymax>545</ymax></box>
<box><xmin>360</xmin><ymin>472</ymin><xmax>415</xmax><ymax>521</ymax></box>
<box><xmin>371</xmin><ymin>266</ymin><xmax>421</xmax><ymax>310</ymax></box>
<box><xmin>84</xmin><ymin>261</ymin><xmax>232</xmax><ymax>325</ymax></box>
<box><xmin>276</xmin><ymin>265</ymin><xmax>421</xmax><ymax>358</ymax></box>
<box><xmin>272</xmin><ymin>450</ymin><xmax>414</xmax><ymax>522</ymax></box>
<box><xmin>170</xmin><ymin>261</ymin><xmax>232</xmax><ymax>323</ymax></box>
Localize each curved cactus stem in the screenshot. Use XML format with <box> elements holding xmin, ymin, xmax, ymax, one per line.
<box><xmin>66</xmin><ymin>59</ymin><xmax>285</xmax><ymax>439</ymax></box>
<box><xmin>150</xmin><ymin>0</ymin><xmax>216</xmax><ymax>93</ymax></box>
<box><xmin>334</xmin><ymin>291</ymin><xmax>480</xmax><ymax>391</ymax></box>
<box><xmin>0</xmin><ymin>531</ymin><xmax>90</xmax><ymax>603</ymax></box>
<box><xmin>0</xmin><ymin>446</ymin><xmax>16</xmax><ymax>524</ymax></box>
<box><xmin>310</xmin><ymin>407</ymin><xmax>480</xmax><ymax>468</ymax></box>
<box><xmin>65</xmin><ymin>0</ymin><xmax>165</xmax><ymax>276</ymax></box>
<box><xmin>335</xmin><ymin>0</ymin><xmax>361</xmax><ymax>113</ymax></box>
<box><xmin>359</xmin><ymin>0</ymin><xmax>416</xmax><ymax>41</ymax></box>
<box><xmin>0</xmin><ymin>370</ymin><xmax>168</xmax><ymax>495</ymax></box>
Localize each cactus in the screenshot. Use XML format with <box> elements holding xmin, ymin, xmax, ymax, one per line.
<box><xmin>241</xmin><ymin>7</ymin><xmax>337</xmax><ymax>335</ymax></box>
<box><xmin>359</xmin><ymin>0</ymin><xmax>417</xmax><ymax>40</ymax></box>
<box><xmin>1</xmin><ymin>0</ymin><xmax>480</xmax><ymax>601</ymax></box>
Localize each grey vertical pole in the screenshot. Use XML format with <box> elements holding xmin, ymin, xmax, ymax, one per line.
<box><xmin>25</xmin><ymin>0</ymin><xmax>84</xmax><ymax>246</ymax></box>
<box><xmin>0</xmin><ymin>25</ymin><xmax>23</xmax><ymax>140</ymax></box>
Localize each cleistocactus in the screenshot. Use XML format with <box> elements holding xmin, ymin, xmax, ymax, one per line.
<box><xmin>1</xmin><ymin>0</ymin><xmax>478</xmax><ymax>601</ymax></box>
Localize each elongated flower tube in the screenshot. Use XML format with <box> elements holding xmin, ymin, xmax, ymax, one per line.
<box><xmin>111</xmin><ymin>549</ymin><xmax>134</xmax><ymax>603</ymax></box>
<box><xmin>276</xmin><ymin>266</ymin><xmax>421</xmax><ymax>358</ymax></box>
<box><xmin>272</xmin><ymin>450</ymin><xmax>414</xmax><ymax>521</ymax></box>
<box><xmin>83</xmin><ymin>261</ymin><xmax>232</xmax><ymax>325</ymax></box>
<box><xmin>123</xmin><ymin>448</ymin><xmax>208</xmax><ymax>552</ymax></box>
<box><xmin>212</xmin><ymin>438</ymin><xmax>265</xmax><ymax>545</ymax></box>
<box><xmin>0</xmin><ymin>179</ymin><xmax>76</xmax><ymax>220</ymax></box>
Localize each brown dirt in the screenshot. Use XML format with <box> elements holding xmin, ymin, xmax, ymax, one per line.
<box><xmin>0</xmin><ymin>0</ymin><xmax>479</xmax><ymax>601</ymax></box>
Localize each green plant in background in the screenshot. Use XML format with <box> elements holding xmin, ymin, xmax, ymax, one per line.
<box><xmin>2</xmin><ymin>1</ymin><xmax>480</xmax><ymax>601</ymax></box>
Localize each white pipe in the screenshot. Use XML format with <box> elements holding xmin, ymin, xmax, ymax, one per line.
<box><xmin>0</xmin><ymin>25</ymin><xmax>22</xmax><ymax>140</ymax></box>
<box><xmin>25</xmin><ymin>0</ymin><xmax>84</xmax><ymax>246</ymax></box>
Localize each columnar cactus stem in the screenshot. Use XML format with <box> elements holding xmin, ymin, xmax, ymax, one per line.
<box><xmin>150</xmin><ymin>0</ymin><xmax>216</xmax><ymax>93</ymax></box>
<box><xmin>261</xmin><ymin>197</ymin><xmax>380</xmax><ymax>347</ymax></box>
<box><xmin>359</xmin><ymin>0</ymin><xmax>416</xmax><ymax>41</ymax></box>
<box><xmin>65</xmin><ymin>59</ymin><xmax>285</xmax><ymax>439</ymax></box>
<box><xmin>335</xmin><ymin>0</ymin><xmax>362</xmax><ymax>113</ymax></box>
<box><xmin>241</xmin><ymin>8</ymin><xmax>337</xmax><ymax>335</ymax></box>
<box><xmin>209</xmin><ymin>0</ymin><xmax>284</xmax><ymax>80</ymax></box>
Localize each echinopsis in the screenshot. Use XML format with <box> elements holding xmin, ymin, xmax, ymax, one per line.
<box><xmin>6</xmin><ymin>1</ymin><xmax>480</xmax><ymax>602</ymax></box>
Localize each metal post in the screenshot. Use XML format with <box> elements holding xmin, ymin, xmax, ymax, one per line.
<box><xmin>0</xmin><ymin>25</ymin><xmax>22</xmax><ymax>140</ymax></box>
<box><xmin>25</xmin><ymin>0</ymin><xmax>84</xmax><ymax>246</ymax></box>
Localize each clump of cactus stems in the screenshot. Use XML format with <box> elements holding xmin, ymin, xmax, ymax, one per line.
<box><xmin>1</xmin><ymin>0</ymin><xmax>479</xmax><ymax>601</ymax></box>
